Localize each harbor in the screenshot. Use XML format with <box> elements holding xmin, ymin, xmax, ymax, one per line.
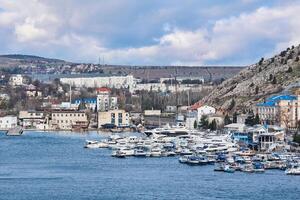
<box><xmin>84</xmin><ymin>128</ymin><xmax>300</xmax><ymax>176</ymax></box>
<box><xmin>1</xmin><ymin>131</ymin><xmax>299</xmax><ymax>200</ymax></box>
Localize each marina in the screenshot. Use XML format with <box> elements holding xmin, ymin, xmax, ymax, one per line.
<box><xmin>84</xmin><ymin>129</ymin><xmax>300</xmax><ymax>176</ymax></box>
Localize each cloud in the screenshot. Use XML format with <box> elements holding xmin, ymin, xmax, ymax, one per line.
<box><xmin>0</xmin><ymin>0</ymin><xmax>299</xmax><ymax>65</ymax></box>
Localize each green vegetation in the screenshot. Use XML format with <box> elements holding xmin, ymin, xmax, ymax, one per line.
<box><xmin>293</xmin><ymin>133</ymin><xmax>300</xmax><ymax>144</ymax></box>
<box><xmin>224</xmin><ymin>114</ymin><xmax>232</xmax><ymax>125</ymax></box>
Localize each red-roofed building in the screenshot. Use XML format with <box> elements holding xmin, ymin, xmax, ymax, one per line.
<box><xmin>96</xmin><ymin>87</ymin><xmax>111</xmax><ymax>94</ymax></box>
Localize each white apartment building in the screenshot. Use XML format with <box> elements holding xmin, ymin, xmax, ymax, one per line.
<box><xmin>60</xmin><ymin>75</ymin><xmax>136</xmax><ymax>93</ymax></box>
<box><xmin>96</xmin><ymin>87</ymin><xmax>118</xmax><ymax>111</ymax></box>
<box><xmin>0</xmin><ymin>115</ymin><xmax>17</xmax><ymax>130</ymax></box>
<box><xmin>51</xmin><ymin>111</ymin><xmax>88</xmax><ymax>130</ymax></box>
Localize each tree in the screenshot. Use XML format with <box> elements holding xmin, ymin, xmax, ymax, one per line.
<box><xmin>228</xmin><ymin>99</ymin><xmax>235</xmax><ymax>110</ymax></box>
<box><xmin>269</xmin><ymin>74</ymin><xmax>273</xmax><ymax>81</ymax></box>
<box><xmin>224</xmin><ymin>114</ymin><xmax>232</xmax><ymax>125</ymax></box>
<box><xmin>200</xmin><ymin>115</ymin><xmax>209</xmax><ymax>129</ymax></box>
<box><xmin>233</xmin><ymin>112</ymin><xmax>238</xmax><ymax>123</ymax></box>
<box><xmin>258</xmin><ymin>57</ymin><xmax>264</xmax><ymax>65</ymax></box>
<box><xmin>293</xmin><ymin>133</ymin><xmax>300</xmax><ymax>144</ymax></box>
<box><xmin>254</xmin><ymin>113</ymin><xmax>260</xmax><ymax>125</ymax></box>
<box><xmin>255</xmin><ymin>86</ymin><xmax>259</xmax><ymax>94</ymax></box>
<box><xmin>287</xmin><ymin>66</ymin><xmax>293</xmax><ymax>73</ymax></box>
<box><xmin>193</xmin><ymin>120</ymin><xmax>198</xmax><ymax>129</ymax></box>
<box><xmin>272</xmin><ymin>76</ymin><xmax>277</xmax><ymax>84</ymax></box>
<box><xmin>209</xmin><ymin>119</ymin><xmax>217</xmax><ymax>130</ymax></box>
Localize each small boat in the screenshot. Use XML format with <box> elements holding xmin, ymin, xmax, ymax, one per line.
<box><xmin>253</xmin><ymin>162</ymin><xmax>265</xmax><ymax>173</ymax></box>
<box><xmin>119</xmin><ymin>148</ymin><xmax>135</xmax><ymax>156</ymax></box>
<box><xmin>84</xmin><ymin>140</ymin><xmax>100</xmax><ymax>148</ymax></box>
<box><xmin>134</xmin><ymin>148</ymin><xmax>149</xmax><ymax>157</ymax></box>
<box><xmin>285</xmin><ymin>165</ymin><xmax>300</xmax><ymax>175</ymax></box>
<box><xmin>214</xmin><ymin>162</ymin><xmax>225</xmax><ymax>171</ymax></box>
<box><xmin>161</xmin><ymin>150</ymin><xmax>176</xmax><ymax>157</ymax></box>
<box><xmin>150</xmin><ymin>147</ymin><xmax>162</xmax><ymax>157</ymax></box>
<box><xmin>6</xmin><ymin>126</ymin><xmax>23</xmax><ymax>136</ymax></box>
<box><xmin>180</xmin><ymin>149</ymin><xmax>193</xmax><ymax>156</ymax></box>
<box><xmin>179</xmin><ymin>155</ymin><xmax>192</xmax><ymax>163</ymax></box>
<box><xmin>224</xmin><ymin>165</ymin><xmax>235</xmax><ymax>173</ymax></box>
<box><xmin>241</xmin><ymin>164</ymin><xmax>254</xmax><ymax>173</ymax></box>
<box><xmin>114</xmin><ymin>150</ymin><xmax>126</xmax><ymax>158</ymax></box>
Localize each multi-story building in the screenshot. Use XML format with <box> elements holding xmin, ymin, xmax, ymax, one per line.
<box><xmin>96</xmin><ymin>87</ymin><xmax>118</xmax><ymax>111</ymax></box>
<box><xmin>0</xmin><ymin>115</ymin><xmax>17</xmax><ymax>130</ymax></box>
<box><xmin>60</xmin><ymin>75</ymin><xmax>136</xmax><ymax>93</ymax></box>
<box><xmin>19</xmin><ymin>110</ymin><xmax>48</xmax><ymax>129</ymax></box>
<box><xmin>73</xmin><ymin>98</ymin><xmax>97</xmax><ymax>111</ymax></box>
<box><xmin>256</xmin><ymin>94</ymin><xmax>300</xmax><ymax>128</ymax></box>
<box><xmin>50</xmin><ymin>111</ymin><xmax>88</xmax><ymax>130</ymax></box>
<box><xmin>98</xmin><ymin>109</ymin><xmax>130</xmax><ymax>128</ymax></box>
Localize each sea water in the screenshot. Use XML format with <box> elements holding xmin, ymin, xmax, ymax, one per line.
<box><xmin>0</xmin><ymin>131</ymin><xmax>299</xmax><ymax>200</ymax></box>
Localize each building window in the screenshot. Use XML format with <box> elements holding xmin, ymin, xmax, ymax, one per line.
<box><xmin>111</xmin><ymin>113</ymin><xmax>115</xmax><ymax>124</ymax></box>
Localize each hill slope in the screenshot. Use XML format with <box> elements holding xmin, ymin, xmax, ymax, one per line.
<box><xmin>202</xmin><ymin>44</ymin><xmax>300</xmax><ymax>112</ymax></box>
<box><xmin>0</xmin><ymin>54</ymin><xmax>66</xmax><ymax>67</ymax></box>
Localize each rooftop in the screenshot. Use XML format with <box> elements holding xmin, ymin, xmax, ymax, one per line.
<box><xmin>257</xmin><ymin>94</ymin><xmax>297</xmax><ymax>107</ymax></box>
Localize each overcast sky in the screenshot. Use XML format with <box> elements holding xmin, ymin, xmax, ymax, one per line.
<box><xmin>0</xmin><ymin>0</ymin><xmax>299</xmax><ymax>65</ymax></box>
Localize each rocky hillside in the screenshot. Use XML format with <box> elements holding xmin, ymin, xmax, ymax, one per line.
<box><xmin>202</xmin><ymin>44</ymin><xmax>300</xmax><ymax>113</ymax></box>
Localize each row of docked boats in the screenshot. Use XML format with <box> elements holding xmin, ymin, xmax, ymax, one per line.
<box><xmin>84</xmin><ymin>129</ymin><xmax>300</xmax><ymax>175</ymax></box>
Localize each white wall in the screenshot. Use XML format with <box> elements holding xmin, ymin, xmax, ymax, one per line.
<box><xmin>0</xmin><ymin>116</ymin><xmax>17</xmax><ymax>130</ymax></box>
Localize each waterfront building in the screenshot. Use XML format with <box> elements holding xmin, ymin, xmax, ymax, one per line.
<box><xmin>96</xmin><ymin>87</ymin><xmax>118</xmax><ymax>111</ymax></box>
<box><xmin>256</xmin><ymin>94</ymin><xmax>300</xmax><ymax>128</ymax></box>
<box><xmin>18</xmin><ymin>110</ymin><xmax>48</xmax><ymax>129</ymax></box>
<box><xmin>60</xmin><ymin>75</ymin><xmax>136</xmax><ymax>93</ymax></box>
<box><xmin>50</xmin><ymin>111</ymin><xmax>88</xmax><ymax>130</ymax></box>
<box><xmin>0</xmin><ymin>115</ymin><xmax>17</xmax><ymax>130</ymax></box>
<box><xmin>98</xmin><ymin>109</ymin><xmax>130</xmax><ymax>128</ymax></box>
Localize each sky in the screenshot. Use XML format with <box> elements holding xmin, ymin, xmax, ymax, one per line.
<box><xmin>0</xmin><ymin>0</ymin><xmax>300</xmax><ymax>66</ymax></box>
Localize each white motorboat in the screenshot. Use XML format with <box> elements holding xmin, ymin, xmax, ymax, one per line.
<box><xmin>285</xmin><ymin>165</ymin><xmax>300</xmax><ymax>175</ymax></box>
<box><xmin>84</xmin><ymin>140</ymin><xmax>100</xmax><ymax>149</ymax></box>
<box><xmin>119</xmin><ymin>148</ymin><xmax>135</xmax><ymax>156</ymax></box>
<box><xmin>134</xmin><ymin>148</ymin><xmax>149</xmax><ymax>157</ymax></box>
<box><xmin>150</xmin><ymin>147</ymin><xmax>162</xmax><ymax>157</ymax></box>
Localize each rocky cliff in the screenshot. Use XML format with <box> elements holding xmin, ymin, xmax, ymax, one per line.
<box><xmin>202</xmin><ymin>44</ymin><xmax>300</xmax><ymax>113</ymax></box>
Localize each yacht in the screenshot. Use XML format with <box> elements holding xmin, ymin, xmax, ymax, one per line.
<box><xmin>144</xmin><ymin>124</ymin><xmax>195</xmax><ymax>137</ymax></box>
